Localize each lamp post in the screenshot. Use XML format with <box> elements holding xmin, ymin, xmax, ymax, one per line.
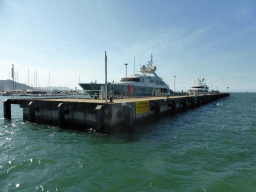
<box><xmin>125</xmin><ymin>63</ymin><xmax>128</xmax><ymax>96</ymax></box>
<box><xmin>105</xmin><ymin>51</ymin><xmax>107</xmax><ymax>102</ymax></box>
<box><xmin>125</xmin><ymin>63</ymin><xmax>128</xmax><ymax>83</ymax></box>
<box><xmin>174</xmin><ymin>76</ymin><xmax>176</xmax><ymax>95</ymax></box>
<box><xmin>16</xmin><ymin>72</ymin><xmax>18</xmax><ymax>89</ymax></box>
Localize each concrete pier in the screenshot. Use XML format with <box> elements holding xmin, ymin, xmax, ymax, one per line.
<box><xmin>3</xmin><ymin>93</ymin><xmax>230</xmax><ymax>133</ymax></box>
<box><xmin>4</xmin><ymin>100</ymin><xmax>11</xmax><ymax>119</ymax></box>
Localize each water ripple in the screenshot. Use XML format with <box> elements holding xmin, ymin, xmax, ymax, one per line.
<box><xmin>0</xmin><ymin>93</ymin><xmax>256</xmax><ymax>191</ymax></box>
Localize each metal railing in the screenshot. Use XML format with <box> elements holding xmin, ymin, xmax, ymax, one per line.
<box><xmin>7</xmin><ymin>90</ymin><xmax>91</xmax><ymax>101</ymax></box>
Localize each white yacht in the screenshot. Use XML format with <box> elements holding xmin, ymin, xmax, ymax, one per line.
<box><xmin>79</xmin><ymin>54</ymin><xmax>173</xmax><ymax>98</ymax></box>
<box><xmin>187</xmin><ymin>78</ymin><xmax>209</xmax><ymax>95</ymax></box>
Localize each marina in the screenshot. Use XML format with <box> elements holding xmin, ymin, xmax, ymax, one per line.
<box><xmin>2</xmin><ymin>53</ymin><xmax>230</xmax><ymax>133</ymax></box>
<box><xmin>3</xmin><ymin>92</ymin><xmax>229</xmax><ymax>133</ymax></box>
<box><xmin>0</xmin><ymin>1</ymin><xmax>254</xmax><ymax>191</ymax></box>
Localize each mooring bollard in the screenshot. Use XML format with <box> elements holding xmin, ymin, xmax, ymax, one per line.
<box><xmin>4</xmin><ymin>100</ymin><xmax>11</xmax><ymax>119</ymax></box>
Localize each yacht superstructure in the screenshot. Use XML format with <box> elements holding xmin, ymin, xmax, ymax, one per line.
<box><xmin>187</xmin><ymin>78</ymin><xmax>209</xmax><ymax>95</ymax></box>
<box><xmin>79</xmin><ymin>54</ymin><xmax>172</xmax><ymax>98</ymax></box>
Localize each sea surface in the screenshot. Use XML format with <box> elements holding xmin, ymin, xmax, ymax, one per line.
<box><xmin>0</xmin><ymin>93</ymin><xmax>256</xmax><ymax>192</ymax></box>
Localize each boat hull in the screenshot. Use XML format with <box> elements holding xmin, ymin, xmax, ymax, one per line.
<box><xmin>79</xmin><ymin>83</ymin><xmax>172</xmax><ymax>98</ymax></box>
<box><xmin>187</xmin><ymin>89</ymin><xmax>208</xmax><ymax>95</ymax></box>
<box><xmin>78</xmin><ymin>83</ymin><xmax>104</xmax><ymax>91</ymax></box>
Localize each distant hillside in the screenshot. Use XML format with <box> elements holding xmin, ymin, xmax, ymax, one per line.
<box><xmin>0</xmin><ymin>80</ymin><xmax>33</xmax><ymax>92</ymax></box>
<box><xmin>37</xmin><ymin>87</ymin><xmax>71</xmax><ymax>90</ymax></box>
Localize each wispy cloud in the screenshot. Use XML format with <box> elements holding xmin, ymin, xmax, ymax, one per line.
<box><xmin>235</xmin><ymin>3</ymin><xmax>254</xmax><ymax>20</ymax></box>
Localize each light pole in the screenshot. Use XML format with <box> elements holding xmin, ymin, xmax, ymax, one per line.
<box><xmin>174</xmin><ymin>76</ymin><xmax>176</xmax><ymax>95</ymax></box>
<box><xmin>16</xmin><ymin>72</ymin><xmax>18</xmax><ymax>89</ymax></box>
<box><xmin>125</xmin><ymin>63</ymin><xmax>128</xmax><ymax>96</ymax></box>
<box><xmin>125</xmin><ymin>63</ymin><xmax>128</xmax><ymax>83</ymax></box>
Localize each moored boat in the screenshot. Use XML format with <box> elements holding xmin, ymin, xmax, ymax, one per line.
<box><xmin>187</xmin><ymin>78</ymin><xmax>209</xmax><ymax>95</ymax></box>
<box><xmin>79</xmin><ymin>54</ymin><xmax>173</xmax><ymax>98</ymax></box>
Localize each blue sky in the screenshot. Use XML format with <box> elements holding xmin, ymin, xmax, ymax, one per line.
<box><xmin>0</xmin><ymin>0</ymin><xmax>255</xmax><ymax>92</ymax></box>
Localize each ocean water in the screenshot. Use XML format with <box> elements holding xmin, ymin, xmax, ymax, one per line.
<box><xmin>0</xmin><ymin>93</ymin><xmax>256</xmax><ymax>192</ymax></box>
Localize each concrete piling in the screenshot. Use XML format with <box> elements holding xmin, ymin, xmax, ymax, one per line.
<box><xmin>28</xmin><ymin>101</ymin><xmax>36</xmax><ymax>122</ymax></box>
<box><xmin>4</xmin><ymin>100</ymin><xmax>11</xmax><ymax>119</ymax></box>
<box><xmin>171</xmin><ymin>99</ymin><xmax>176</xmax><ymax>115</ymax></box>
<box><xmin>123</xmin><ymin>104</ymin><xmax>133</xmax><ymax>130</ymax></box>
<box><xmin>202</xmin><ymin>97</ymin><xmax>205</xmax><ymax>105</ymax></box>
<box><xmin>95</xmin><ymin>105</ymin><xmax>105</xmax><ymax>132</ymax></box>
<box><xmin>196</xmin><ymin>98</ymin><xmax>200</xmax><ymax>107</ymax></box>
<box><xmin>190</xmin><ymin>98</ymin><xmax>195</xmax><ymax>109</ymax></box>
<box><xmin>58</xmin><ymin>103</ymin><xmax>65</xmax><ymax>127</ymax></box>
<box><xmin>182</xmin><ymin>99</ymin><xmax>187</xmax><ymax>112</ymax></box>
<box><xmin>154</xmin><ymin>101</ymin><xmax>160</xmax><ymax>120</ymax></box>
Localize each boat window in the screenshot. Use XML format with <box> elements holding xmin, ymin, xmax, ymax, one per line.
<box><xmin>155</xmin><ymin>80</ymin><xmax>164</xmax><ymax>85</ymax></box>
<box><xmin>121</xmin><ymin>78</ymin><xmax>140</xmax><ymax>82</ymax></box>
<box><xmin>161</xmin><ymin>89</ymin><xmax>167</xmax><ymax>93</ymax></box>
<box><xmin>192</xmin><ymin>86</ymin><xmax>205</xmax><ymax>88</ymax></box>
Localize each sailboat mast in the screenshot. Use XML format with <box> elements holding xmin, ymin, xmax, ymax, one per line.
<box><xmin>12</xmin><ymin>64</ymin><xmax>14</xmax><ymax>90</ymax></box>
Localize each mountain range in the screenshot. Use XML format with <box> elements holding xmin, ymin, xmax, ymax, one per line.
<box><xmin>0</xmin><ymin>80</ymin><xmax>33</xmax><ymax>92</ymax></box>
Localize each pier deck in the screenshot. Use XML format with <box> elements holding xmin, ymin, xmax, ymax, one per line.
<box><xmin>13</xmin><ymin>95</ymin><xmax>190</xmax><ymax>103</ymax></box>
